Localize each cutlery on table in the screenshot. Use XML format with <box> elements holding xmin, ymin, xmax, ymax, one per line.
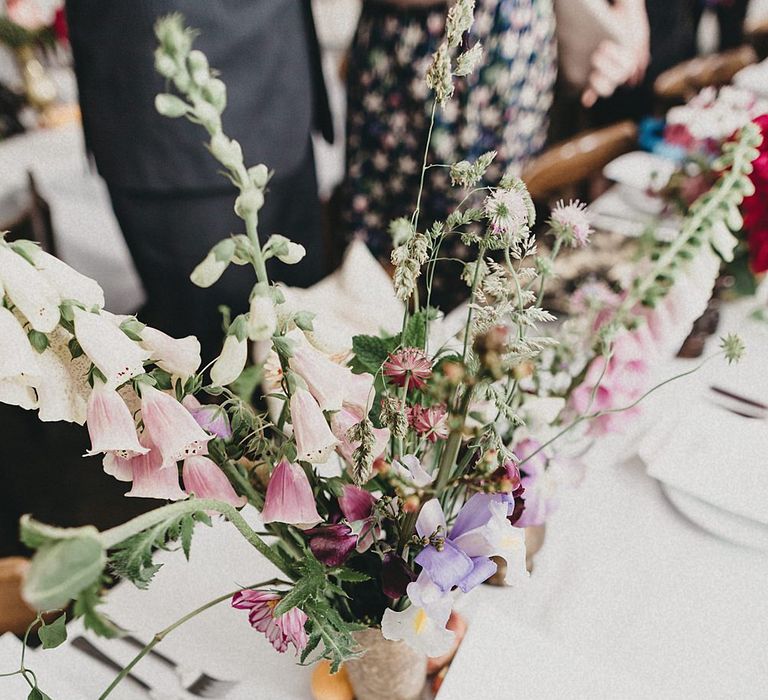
<box><xmin>709</xmin><ymin>385</ymin><xmax>768</xmax><ymax>420</ymax></box>
<box><xmin>71</xmin><ymin>636</ymin><xmax>154</xmax><ymax>694</ymax></box>
<box><xmin>123</xmin><ymin>634</ymin><xmax>237</xmax><ymax>698</ymax></box>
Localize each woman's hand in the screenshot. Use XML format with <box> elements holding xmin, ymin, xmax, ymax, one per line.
<box><xmin>581</xmin><ymin>0</ymin><xmax>650</xmax><ymax>108</ymax></box>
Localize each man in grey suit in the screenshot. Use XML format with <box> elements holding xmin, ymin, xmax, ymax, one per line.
<box><xmin>66</xmin><ymin>0</ymin><xmax>333</xmax><ymax>360</ymax></box>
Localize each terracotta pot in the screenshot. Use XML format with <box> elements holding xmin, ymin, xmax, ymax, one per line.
<box><xmin>485</xmin><ymin>523</ymin><xmax>547</xmax><ymax>585</ymax></box>
<box><xmin>345</xmin><ymin>627</ymin><xmax>427</xmax><ymax>700</ymax></box>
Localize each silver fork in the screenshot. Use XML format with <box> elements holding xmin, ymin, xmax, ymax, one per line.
<box><xmin>122</xmin><ymin>635</ymin><xmax>237</xmax><ymax>698</ymax></box>
<box><xmin>709</xmin><ymin>385</ymin><xmax>768</xmax><ymax>420</ymax></box>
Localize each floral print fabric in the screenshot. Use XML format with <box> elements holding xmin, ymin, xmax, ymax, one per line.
<box><xmin>343</xmin><ymin>0</ymin><xmax>556</xmax><ymax>307</ymax></box>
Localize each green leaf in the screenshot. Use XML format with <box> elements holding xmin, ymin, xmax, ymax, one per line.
<box><xmin>331</xmin><ymin>567</ymin><xmax>371</xmax><ymax>584</ymax></box>
<box><xmin>350</xmin><ymin>334</ymin><xmax>397</xmax><ymax>375</ymax></box>
<box><xmin>299</xmin><ymin>630</ymin><xmax>323</xmax><ymax>664</ymax></box>
<box><xmin>20</xmin><ymin>516</ymin><xmax>101</xmax><ymax>552</ymax></box>
<box><xmin>67</xmin><ymin>337</ymin><xmax>84</xmax><ymax>359</ymax></box>
<box><xmin>73</xmin><ymin>578</ymin><xmax>121</xmax><ymax>639</ymax></box>
<box><xmin>402</xmin><ymin>308</ymin><xmax>437</xmax><ymax>349</ymax></box>
<box><xmin>38</xmin><ymin>613</ymin><xmax>67</xmax><ymax>649</ymax></box>
<box><xmin>119</xmin><ymin>318</ymin><xmax>146</xmax><ymax>342</ymax></box>
<box><xmin>230</xmin><ymin>363</ymin><xmax>263</xmax><ymax>403</ymax></box>
<box><xmin>23</xmin><ymin>536</ymin><xmax>106</xmax><ymax>610</ymax></box>
<box><xmin>28</xmin><ymin>688</ymin><xmax>53</xmax><ymax>700</ymax></box>
<box><xmin>181</xmin><ymin>516</ymin><xmax>194</xmax><ymax>560</ymax></box>
<box><xmin>28</xmin><ymin>329</ymin><xmax>49</xmax><ymax>354</ymax></box>
<box><xmin>293</xmin><ymin>311</ymin><xmax>315</xmax><ymax>332</ymax></box>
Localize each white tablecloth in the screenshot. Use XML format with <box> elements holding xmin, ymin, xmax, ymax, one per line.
<box><xmin>2</xmin><ymin>297</ymin><xmax>766</xmax><ymax>699</ymax></box>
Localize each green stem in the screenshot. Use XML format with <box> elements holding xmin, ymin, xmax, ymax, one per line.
<box><xmin>99</xmin><ymin>578</ymin><xmax>283</xmax><ymax>699</ymax></box>
<box><xmin>518</xmin><ymin>351</ymin><xmax>722</xmax><ymax>467</ymax></box>
<box><xmin>434</xmin><ymin>388</ymin><xmax>473</xmax><ymax>496</ymax></box>
<box><xmin>244</xmin><ymin>211</ymin><xmax>269</xmax><ymax>284</ymax></box>
<box><xmin>100</xmin><ymin>499</ymin><xmax>292</xmax><ymax>577</ymax></box>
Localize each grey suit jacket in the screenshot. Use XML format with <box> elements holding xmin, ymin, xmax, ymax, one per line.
<box><xmin>66</xmin><ymin>0</ymin><xmax>333</xmax><ymax>192</ymax></box>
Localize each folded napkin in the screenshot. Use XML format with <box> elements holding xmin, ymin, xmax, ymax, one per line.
<box><xmin>734</xmin><ymin>58</ymin><xmax>768</xmax><ymax>98</ymax></box>
<box><xmin>639</xmin><ymin>401</ymin><xmax>768</xmax><ymax>526</ymax></box>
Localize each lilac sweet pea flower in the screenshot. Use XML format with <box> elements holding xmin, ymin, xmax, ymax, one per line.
<box><xmin>415</xmin><ymin>493</ymin><xmax>528</xmax><ymax>592</ymax></box>
<box><xmin>182</xmin><ymin>395</ymin><xmax>232</xmax><ymax>439</ymax></box>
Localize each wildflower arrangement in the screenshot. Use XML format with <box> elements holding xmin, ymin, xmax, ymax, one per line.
<box><xmin>648</xmin><ymin>86</ymin><xmax>768</xmax><ymax>294</ymax></box>
<box><xmin>1</xmin><ymin>4</ymin><xmax>754</xmax><ymax>697</ymax></box>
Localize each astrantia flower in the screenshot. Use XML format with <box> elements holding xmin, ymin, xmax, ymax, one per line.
<box><xmin>261</xmin><ymin>459</ymin><xmax>322</xmax><ymax>530</ymax></box>
<box><xmin>139</xmin><ymin>326</ymin><xmax>201</xmax><ymax>380</ymax></box>
<box><xmin>139</xmin><ymin>384</ymin><xmax>211</xmax><ymax>468</ymax></box>
<box><xmin>126</xmin><ymin>437</ymin><xmax>187</xmax><ymax>500</ymax></box>
<box><xmin>182</xmin><ymin>455</ymin><xmax>245</xmax><ymax>507</ymax></box>
<box><xmin>0</xmin><ymin>245</ymin><xmax>61</xmax><ymax>333</ymax></box>
<box><xmin>182</xmin><ymin>395</ymin><xmax>232</xmax><ymax>439</ymax></box>
<box><xmin>549</xmin><ymin>200</ymin><xmax>593</xmax><ymax>247</ymax></box>
<box><xmin>381</xmin><ymin>572</ymin><xmax>455</xmax><ymax>657</ymax></box>
<box><xmin>231</xmin><ymin>590</ymin><xmax>308</xmax><ymax>654</ymax></box>
<box><xmin>85</xmin><ymin>380</ymin><xmax>147</xmax><ymax>458</ymax></box>
<box><xmin>383</xmin><ymin>348</ymin><xmax>432</xmax><ymax>390</ymax></box>
<box><xmin>290</xmin><ymin>388</ymin><xmax>339</xmax><ymax>464</ymax></box>
<box><xmin>73</xmin><ymin>307</ymin><xmax>149</xmax><ymax>390</ymax></box>
<box><xmin>483</xmin><ymin>188</ymin><xmax>531</xmax><ymax>244</ymax></box>
<box><xmin>408</xmin><ymin>404</ymin><xmax>449</xmax><ymax>443</ymax></box>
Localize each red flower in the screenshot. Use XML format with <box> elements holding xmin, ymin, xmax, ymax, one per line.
<box><xmin>383</xmin><ymin>347</ymin><xmax>432</xmax><ymax>390</ymax></box>
<box><xmin>408</xmin><ymin>404</ymin><xmax>449</xmax><ymax>442</ymax></box>
<box><xmin>743</xmin><ymin>114</ymin><xmax>768</xmax><ymax>274</ymax></box>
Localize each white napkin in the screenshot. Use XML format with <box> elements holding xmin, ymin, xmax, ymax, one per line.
<box><xmin>733</xmin><ymin>57</ymin><xmax>768</xmax><ymax>98</ymax></box>
<box><xmin>639</xmin><ymin>401</ymin><xmax>768</xmax><ymax>525</ymax></box>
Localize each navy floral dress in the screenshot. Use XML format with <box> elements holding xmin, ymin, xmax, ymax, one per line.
<box><xmin>343</xmin><ymin>0</ymin><xmax>556</xmax><ymax>306</ymax></box>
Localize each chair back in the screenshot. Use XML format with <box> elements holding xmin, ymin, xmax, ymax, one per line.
<box><xmin>1</xmin><ymin>171</ymin><xmax>56</xmax><ymax>255</ymax></box>
<box><xmin>521</xmin><ymin>120</ymin><xmax>638</xmax><ymax>202</ymax></box>
<box><xmin>0</xmin><ymin>557</ymin><xmax>36</xmax><ymax>635</ymax></box>
<box><xmin>654</xmin><ymin>45</ymin><xmax>758</xmax><ymax>104</ymax></box>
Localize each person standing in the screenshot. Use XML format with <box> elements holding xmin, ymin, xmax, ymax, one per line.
<box><xmin>342</xmin><ymin>0</ymin><xmax>557</xmax><ymax>309</ymax></box>
<box><xmin>66</xmin><ymin>0</ymin><xmax>333</xmax><ymax>361</ymax></box>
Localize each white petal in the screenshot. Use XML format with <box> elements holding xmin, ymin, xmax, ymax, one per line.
<box><xmin>210</xmin><ymin>334</ymin><xmax>247</xmax><ymax>386</ymax></box>
<box><xmin>34</xmin><ymin>328</ymin><xmax>91</xmax><ymax>424</ymax></box>
<box><xmin>32</xmin><ymin>250</ymin><xmax>105</xmax><ymax>309</ymax></box>
<box><xmin>381</xmin><ymin>606</ymin><xmax>455</xmax><ymax>657</ymax></box>
<box><xmin>73</xmin><ymin>307</ymin><xmax>149</xmax><ymax>390</ymax></box>
<box><xmin>0</xmin><ymin>306</ymin><xmax>40</xmax><ymax>380</ymax></box>
<box><xmin>0</xmin><ymin>246</ymin><xmax>60</xmax><ymax>332</ymax></box>
<box><xmin>140</xmin><ymin>326</ymin><xmax>201</xmax><ymax>379</ymax></box>
<box><xmin>0</xmin><ymin>379</ymin><xmax>37</xmax><ymax>410</ymax></box>
<box><xmin>394</xmin><ymin>455</ymin><xmax>435</xmax><ymax>488</ymax></box>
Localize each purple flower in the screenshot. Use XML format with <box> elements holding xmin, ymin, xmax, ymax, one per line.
<box><xmin>182</xmin><ymin>395</ymin><xmax>232</xmax><ymax>439</ymax></box>
<box><xmin>231</xmin><ymin>590</ymin><xmax>308</xmax><ymax>654</ymax></box>
<box><xmin>381</xmin><ymin>552</ymin><xmax>416</xmax><ymax>599</ymax></box>
<box><xmin>306</xmin><ymin>523</ymin><xmax>358</xmax><ymax>566</ymax></box>
<box><xmin>415</xmin><ymin>493</ymin><xmax>528</xmax><ymax>591</ymax></box>
<box><xmin>338</xmin><ymin>484</ymin><xmax>379</xmax><ymax>552</ymax></box>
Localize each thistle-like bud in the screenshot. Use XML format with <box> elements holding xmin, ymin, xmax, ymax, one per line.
<box><xmin>155</xmin><ymin>93</ymin><xmax>188</xmax><ymax>118</ymax></box>
<box><xmin>425</xmin><ymin>42</ymin><xmax>453</xmax><ymax>104</ymax></box>
<box><xmin>248</xmin><ymin>164</ymin><xmax>270</xmax><ymax>189</ymax></box>
<box><xmin>187</xmin><ymin>49</ymin><xmax>210</xmax><ymax>86</ymax></box>
<box><xmin>154</xmin><ymin>48</ymin><xmax>177</xmax><ymax>79</ymax></box>
<box><xmin>234</xmin><ymin>188</ymin><xmax>265</xmax><ymax>219</ymax></box>
<box><xmin>202</xmin><ymin>78</ymin><xmax>227</xmax><ymax>113</ymax></box>
<box><xmin>209</xmin><ymin>133</ymin><xmax>243</xmax><ymax>171</ymax></box>
<box><xmin>196</xmin><ymin>101</ymin><xmax>221</xmax><ymax>133</ymax></box>
<box><xmin>720</xmin><ymin>333</ymin><xmax>746</xmax><ymax>364</ymax></box>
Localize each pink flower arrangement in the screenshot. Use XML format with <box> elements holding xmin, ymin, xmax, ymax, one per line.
<box><xmin>408</xmin><ymin>404</ymin><xmax>449</xmax><ymax>442</ymax></box>
<box><xmin>383</xmin><ymin>347</ymin><xmax>432</xmax><ymax>389</ymax></box>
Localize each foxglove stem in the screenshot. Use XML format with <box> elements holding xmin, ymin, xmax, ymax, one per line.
<box><xmin>518</xmin><ymin>351</ymin><xmax>722</xmax><ymax>468</ymax></box>
<box><xmin>99</xmin><ymin>578</ymin><xmax>285</xmax><ymax>699</ymax></box>
<box><xmin>244</xmin><ymin>210</ymin><xmax>269</xmax><ymax>285</ymax></box>
<box><xmin>100</xmin><ymin>498</ymin><xmax>292</xmax><ymax>576</ymax></box>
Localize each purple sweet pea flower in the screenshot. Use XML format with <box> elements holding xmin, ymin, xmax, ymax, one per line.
<box><xmin>338</xmin><ymin>484</ymin><xmax>379</xmax><ymax>552</ymax></box>
<box><xmin>381</xmin><ymin>552</ymin><xmax>417</xmax><ymax>599</ymax></box>
<box><xmin>306</xmin><ymin>523</ymin><xmax>358</xmax><ymax>566</ymax></box>
<box><xmin>414</xmin><ymin>494</ymin><xmax>502</xmax><ymax>593</ymax></box>
<box><xmin>182</xmin><ymin>395</ymin><xmax>232</xmax><ymax>439</ymax></box>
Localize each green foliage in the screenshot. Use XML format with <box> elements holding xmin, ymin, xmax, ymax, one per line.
<box><xmin>38</xmin><ymin>613</ymin><xmax>67</xmax><ymax>649</ymax></box>
<box><xmin>23</xmin><ymin>537</ymin><xmax>106</xmax><ymax>611</ymax></box>
<box><xmin>109</xmin><ymin>509</ymin><xmax>210</xmax><ymax>588</ymax></box>
<box><xmin>27</xmin><ymin>688</ymin><xmax>53</xmax><ymax>700</ymax></box>
<box><xmin>229</xmin><ymin>363</ymin><xmax>264</xmax><ymax>403</ymax></box>
<box><xmin>349</xmin><ymin>334</ymin><xmax>398</xmax><ymax>375</ymax></box>
<box><xmin>402</xmin><ymin>308</ymin><xmax>438</xmax><ymax>349</ymax></box>
<box><xmin>73</xmin><ymin>577</ymin><xmax>122</xmax><ymax>638</ymax></box>
<box><xmin>27</xmin><ymin>330</ymin><xmax>49</xmax><ymax>354</ymax></box>
<box><xmin>118</xmin><ymin>317</ymin><xmax>146</xmax><ymax>342</ymax></box>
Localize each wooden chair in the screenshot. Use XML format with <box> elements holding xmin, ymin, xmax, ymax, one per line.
<box><xmin>1</xmin><ymin>171</ymin><xmax>56</xmax><ymax>255</ymax></box>
<box><xmin>0</xmin><ymin>557</ymin><xmax>36</xmax><ymax>635</ymax></box>
<box><xmin>521</xmin><ymin>120</ymin><xmax>638</xmax><ymax>202</ymax></box>
<box><xmin>653</xmin><ymin>45</ymin><xmax>758</xmax><ymax>105</ymax></box>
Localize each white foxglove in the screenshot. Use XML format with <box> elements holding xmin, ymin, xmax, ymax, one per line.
<box><xmin>247</xmin><ymin>294</ymin><xmax>277</xmax><ymax>341</ymax></box>
<box><xmin>0</xmin><ymin>245</ymin><xmax>60</xmax><ymax>332</ymax></box>
<box><xmin>210</xmin><ymin>334</ymin><xmax>247</xmax><ymax>386</ymax></box>
<box><xmin>85</xmin><ymin>381</ymin><xmax>147</xmax><ymax>457</ymax></box>
<box><xmin>73</xmin><ymin>307</ymin><xmax>149</xmax><ymax>390</ymax></box>
<box><xmin>31</xmin><ymin>249</ymin><xmax>105</xmax><ymax>309</ymax></box>
<box><xmin>139</xmin><ymin>326</ymin><xmax>201</xmax><ymax>379</ymax></box>
<box><xmin>0</xmin><ymin>306</ymin><xmax>40</xmax><ymax>381</ymax></box>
